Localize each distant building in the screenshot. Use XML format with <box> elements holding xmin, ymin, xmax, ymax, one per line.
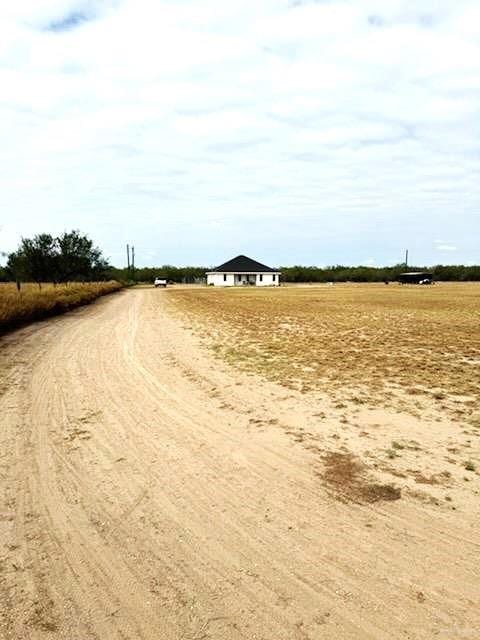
<box><xmin>206</xmin><ymin>255</ymin><xmax>281</xmax><ymax>287</ymax></box>
<box><xmin>398</xmin><ymin>272</ymin><xmax>433</xmax><ymax>284</ymax></box>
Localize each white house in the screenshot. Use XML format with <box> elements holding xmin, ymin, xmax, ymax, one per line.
<box><xmin>206</xmin><ymin>255</ymin><xmax>281</xmax><ymax>287</ymax></box>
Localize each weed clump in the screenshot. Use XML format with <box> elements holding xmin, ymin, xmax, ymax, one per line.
<box><xmin>322</xmin><ymin>451</ymin><xmax>401</xmax><ymax>504</ymax></box>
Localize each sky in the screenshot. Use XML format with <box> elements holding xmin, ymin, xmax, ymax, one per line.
<box><xmin>0</xmin><ymin>0</ymin><xmax>479</xmax><ymax>268</ymax></box>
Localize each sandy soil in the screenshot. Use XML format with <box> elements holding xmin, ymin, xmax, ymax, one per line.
<box><xmin>0</xmin><ymin>287</ymin><xmax>478</xmax><ymax>640</ymax></box>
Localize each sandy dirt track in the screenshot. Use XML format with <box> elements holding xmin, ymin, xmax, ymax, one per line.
<box><xmin>0</xmin><ymin>288</ymin><xmax>478</xmax><ymax>639</ymax></box>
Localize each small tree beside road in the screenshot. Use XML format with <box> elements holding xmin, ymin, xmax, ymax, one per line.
<box><xmin>6</xmin><ymin>230</ymin><xmax>110</xmax><ymax>286</ymax></box>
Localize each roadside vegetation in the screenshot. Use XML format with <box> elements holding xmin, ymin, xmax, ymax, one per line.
<box><xmin>0</xmin><ymin>281</ymin><xmax>123</xmax><ymax>334</ymax></box>
<box><xmin>0</xmin><ymin>230</ymin><xmax>122</xmax><ymax>333</ymax></box>
<box><xmin>1</xmin><ymin>230</ymin><xmax>110</xmax><ymax>285</ymax></box>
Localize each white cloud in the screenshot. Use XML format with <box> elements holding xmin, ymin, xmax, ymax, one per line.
<box><xmin>435</xmin><ymin>244</ymin><xmax>458</xmax><ymax>252</ymax></box>
<box><xmin>0</xmin><ymin>0</ymin><xmax>479</xmax><ymax>266</ymax></box>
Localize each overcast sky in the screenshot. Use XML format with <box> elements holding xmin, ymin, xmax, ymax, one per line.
<box><xmin>0</xmin><ymin>0</ymin><xmax>479</xmax><ymax>267</ymax></box>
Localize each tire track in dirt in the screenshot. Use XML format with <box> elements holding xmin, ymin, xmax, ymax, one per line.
<box><xmin>0</xmin><ymin>288</ymin><xmax>478</xmax><ymax>639</ymax></box>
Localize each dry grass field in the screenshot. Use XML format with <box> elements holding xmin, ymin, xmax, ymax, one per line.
<box><xmin>0</xmin><ymin>281</ymin><xmax>123</xmax><ymax>333</ymax></box>
<box><xmin>168</xmin><ymin>283</ymin><xmax>480</xmax><ymax>422</ymax></box>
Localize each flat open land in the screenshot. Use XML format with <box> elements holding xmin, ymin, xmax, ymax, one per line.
<box><xmin>0</xmin><ymin>285</ymin><xmax>479</xmax><ymax>639</ymax></box>
<box><xmin>169</xmin><ymin>283</ymin><xmax>480</xmax><ymax>420</ymax></box>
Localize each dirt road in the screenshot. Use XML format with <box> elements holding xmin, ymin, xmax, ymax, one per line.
<box><xmin>0</xmin><ymin>288</ymin><xmax>478</xmax><ymax>639</ymax></box>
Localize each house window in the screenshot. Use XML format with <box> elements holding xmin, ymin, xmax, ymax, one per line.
<box><xmin>272</xmin><ymin>274</ymin><xmax>276</xmax><ymax>281</ymax></box>
<box><xmin>223</xmin><ymin>274</ymin><xmax>227</xmax><ymax>281</ymax></box>
<box><xmin>259</xmin><ymin>274</ymin><xmax>263</xmax><ymax>282</ymax></box>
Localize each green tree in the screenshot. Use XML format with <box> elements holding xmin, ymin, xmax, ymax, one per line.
<box><xmin>56</xmin><ymin>230</ymin><xmax>109</xmax><ymax>281</ymax></box>
<box><xmin>7</xmin><ymin>234</ymin><xmax>57</xmax><ymax>288</ymax></box>
<box><xmin>6</xmin><ymin>230</ymin><xmax>110</xmax><ymax>285</ymax></box>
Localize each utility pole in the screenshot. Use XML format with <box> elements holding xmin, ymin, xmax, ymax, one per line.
<box><xmin>126</xmin><ymin>244</ymin><xmax>130</xmax><ymax>270</ymax></box>
<box><xmin>405</xmin><ymin>249</ymin><xmax>409</xmax><ymax>268</ymax></box>
<box><xmin>131</xmin><ymin>246</ymin><xmax>135</xmax><ymax>281</ymax></box>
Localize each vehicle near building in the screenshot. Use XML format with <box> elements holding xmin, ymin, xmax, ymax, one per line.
<box><xmin>398</xmin><ymin>272</ymin><xmax>433</xmax><ymax>285</ymax></box>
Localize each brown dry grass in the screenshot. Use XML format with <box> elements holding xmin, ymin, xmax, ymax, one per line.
<box><xmin>168</xmin><ymin>283</ymin><xmax>480</xmax><ymax>419</ymax></box>
<box><xmin>0</xmin><ymin>281</ymin><xmax>123</xmax><ymax>334</ymax></box>
<box><xmin>321</xmin><ymin>451</ymin><xmax>401</xmax><ymax>503</ymax></box>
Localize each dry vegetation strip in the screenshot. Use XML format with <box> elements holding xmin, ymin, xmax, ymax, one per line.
<box><xmin>0</xmin><ymin>281</ymin><xmax>123</xmax><ymax>334</ymax></box>
<box><xmin>168</xmin><ymin>283</ymin><xmax>480</xmax><ymax>419</ymax></box>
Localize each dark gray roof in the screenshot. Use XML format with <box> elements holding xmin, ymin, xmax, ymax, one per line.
<box><xmin>211</xmin><ymin>255</ymin><xmax>278</xmax><ymax>273</ymax></box>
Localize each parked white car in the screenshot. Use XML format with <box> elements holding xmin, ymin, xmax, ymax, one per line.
<box><xmin>154</xmin><ymin>277</ymin><xmax>167</xmax><ymax>288</ymax></box>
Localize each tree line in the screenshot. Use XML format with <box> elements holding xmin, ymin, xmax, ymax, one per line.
<box><xmin>108</xmin><ymin>263</ymin><xmax>480</xmax><ymax>284</ymax></box>
<box><xmin>2</xmin><ymin>232</ymin><xmax>479</xmax><ymax>284</ymax></box>
<box><xmin>0</xmin><ymin>231</ymin><xmax>110</xmax><ymax>287</ymax></box>
<box><xmin>108</xmin><ymin>266</ymin><xmax>207</xmax><ymax>284</ymax></box>
<box><xmin>278</xmin><ymin>264</ymin><xmax>480</xmax><ymax>283</ymax></box>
